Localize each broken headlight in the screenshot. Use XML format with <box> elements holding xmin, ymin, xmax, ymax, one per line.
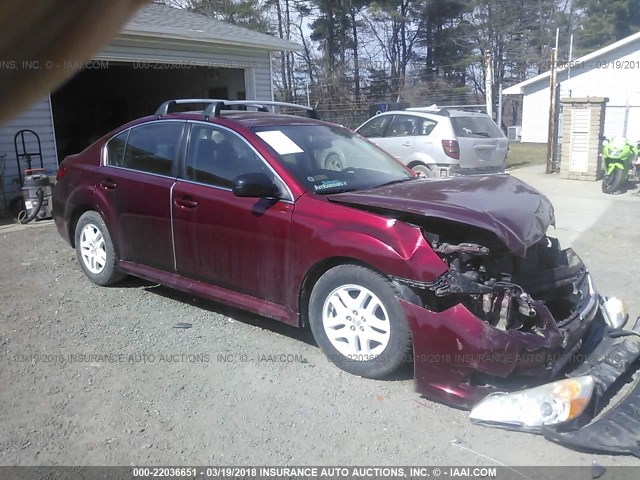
<box><xmin>469</xmin><ymin>376</ymin><xmax>594</xmax><ymax>432</ymax></box>
<box><xmin>601</xmin><ymin>297</ymin><xmax>628</xmax><ymax>329</ymax></box>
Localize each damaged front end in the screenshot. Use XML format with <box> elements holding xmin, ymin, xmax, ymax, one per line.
<box><xmin>394</xmin><ymin>230</ymin><xmax>640</xmax><ymax>455</ymax></box>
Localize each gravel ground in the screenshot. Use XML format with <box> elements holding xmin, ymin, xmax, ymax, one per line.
<box><xmin>2</xmin><ymin>172</ymin><xmax>640</xmax><ymax>470</ymax></box>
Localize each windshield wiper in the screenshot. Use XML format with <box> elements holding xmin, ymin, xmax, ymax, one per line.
<box><xmin>470</xmin><ymin>131</ymin><xmax>490</xmax><ymax>137</ymax></box>
<box><xmin>374</xmin><ymin>177</ymin><xmax>416</xmax><ymax>188</ymax></box>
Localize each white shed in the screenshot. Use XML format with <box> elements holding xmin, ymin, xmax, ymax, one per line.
<box><xmin>0</xmin><ymin>3</ymin><xmax>300</xmax><ymax>210</ymax></box>
<box><xmin>503</xmin><ymin>31</ymin><xmax>640</xmax><ymax>144</ymax></box>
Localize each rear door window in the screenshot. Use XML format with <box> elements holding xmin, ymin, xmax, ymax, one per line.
<box><xmin>105</xmin><ymin>131</ymin><xmax>128</xmax><ymax>167</ymax></box>
<box><xmin>451</xmin><ymin>116</ymin><xmax>503</xmax><ymax>138</ymax></box>
<box><xmin>122</xmin><ymin>122</ymin><xmax>184</xmax><ymax>176</ymax></box>
<box><xmin>417</xmin><ymin>118</ymin><xmax>437</xmax><ymax>136</ymax></box>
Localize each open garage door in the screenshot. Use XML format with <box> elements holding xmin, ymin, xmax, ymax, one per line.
<box><xmin>51</xmin><ymin>63</ymin><xmax>246</xmax><ymax>162</ymax></box>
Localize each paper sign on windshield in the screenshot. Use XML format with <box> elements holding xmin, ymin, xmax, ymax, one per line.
<box><xmin>256</xmin><ymin>130</ymin><xmax>304</xmax><ymax>155</ymax></box>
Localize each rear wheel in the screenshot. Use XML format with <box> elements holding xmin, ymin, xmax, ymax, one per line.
<box><xmin>411</xmin><ymin>163</ymin><xmax>437</xmax><ymax>178</ymax></box>
<box><xmin>602</xmin><ymin>168</ymin><xmax>624</xmax><ymax>194</ymax></box>
<box><xmin>74</xmin><ymin>211</ymin><xmax>125</xmax><ymax>286</ymax></box>
<box><xmin>308</xmin><ymin>264</ymin><xmax>411</xmax><ymax>378</ymax></box>
<box><xmin>324</xmin><ymin>153</ymin><xmax>344</xmax><ymax>171</ymax></box>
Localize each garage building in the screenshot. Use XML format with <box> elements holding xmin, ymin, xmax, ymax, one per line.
<box><xmin>0</xmin><ymin>3</ymin><xmax>300</xmax><ymax>210</ymax></box>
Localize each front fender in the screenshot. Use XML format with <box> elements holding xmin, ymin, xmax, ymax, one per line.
<box><xmin>290</xmin><ymin>196</ymin><xmax>448</xmax><ymax>309</ymax></box>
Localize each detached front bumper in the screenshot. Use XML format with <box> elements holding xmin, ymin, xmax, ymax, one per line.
<box><xmin>400</xmin><ymin>265</ymin><xmax>600</xmax><ymax>409</ymax></box>
<box><xmin>401</xmin><ymin>260</ymin><xmax>640</xmax><ymax>455</ymax></box>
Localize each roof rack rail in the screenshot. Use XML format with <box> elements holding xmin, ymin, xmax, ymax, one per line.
<box><xmin>406</xmin><ymin>105</ymin><xmax>450</xmax><ymax>117</ymax></box>
<box><xmin>202</xmin><ymin>100</ymin><xmax>320</xmax><ymax>120</ymax></box>
<box><xmin>154</xmin><ymin>99</ymin><xmax>321</xmax><ymax>120</ymax></box>
<box><xmin>154</xmin><ymin>99</ymin><xmax>227</xmax><ymax>118</ymax></box>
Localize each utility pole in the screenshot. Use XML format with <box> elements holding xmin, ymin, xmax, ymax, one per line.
<box><xmin>546</xmin><ymin>47</ymin><xmax>559</xmax><ymax>174</ymax></box>
<box><xmin>484</xmin><ymin>50</ymin><xmax>493</xmax><ymax>118</ymax></box>
<box><xmin>497</xmin><ymin>83</ymin><xmax>503</xmax><ymax>130</ymax></box>
<box><xmin>568</xmin><ymin>34</ymin><xmax>574</xmax><ymax>81</ymax></box>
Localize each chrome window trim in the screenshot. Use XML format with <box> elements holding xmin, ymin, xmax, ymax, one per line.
<box><xmin>169</xmin><ymin>181</ymin><xmax>178</xmax><ymax>270</ymax></box>
<box><xmin>174</xmin><ymin>177</ymin><xmax>294</xmax><ymax>205</ymax></box>
<box><xmin>102</xmin><ymin>129</ymin><xmax>130</xmax><ymax>168</ymax></box>
<box><xmin>101</xmin><ymin>119</ymin><xmax>186</xmax><ymax>177</ymax></box>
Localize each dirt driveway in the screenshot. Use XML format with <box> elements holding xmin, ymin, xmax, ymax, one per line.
<box><xmin>2</xmin><ymin>167</ymin><xmax>640</xmax><ymax>470</ymax></box>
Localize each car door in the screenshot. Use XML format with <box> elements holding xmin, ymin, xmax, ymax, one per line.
<box><xmin>411</xmin><ymin>117</ymin><xmax>438</xmax><ymax>161</ymax></box>
<box><xmin>171</xmin><ymin>122</ymin><xmax>294</xmax><ymax>305</ymax></box>
<box><xmin>99</xmin><ymin>121</ymin><xmax>185</xmax><ymax>271</ymax></box>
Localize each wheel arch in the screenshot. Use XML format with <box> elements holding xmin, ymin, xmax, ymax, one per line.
<box><xmin>69</xmin><ymin>207</ymin><xmax>120</xmax><ymax>260</ymax></box>
<box><xmin>297</xmin><ymin>256</ymin><xmax>422</xmax><ymax>328</ymax></box>
<box><xmin>298</xmin><ymin>256</ymin><xmax>382</xmax><ymax>328</ymax></box>
<box><xmin>68</xmin><ymin>205</ymin><xmax>95</xmax><ymax>248</ymax></box>
<box><xmin>406</xmin><ymin>152</ymin><xmax>437</xmax><ymax>168</ymax></box>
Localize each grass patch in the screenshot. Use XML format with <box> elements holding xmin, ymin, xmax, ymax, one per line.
<box><xmin>507</xmin><ymin>142</ymin><xmax>548</xmax><ymax>169</ymax></box>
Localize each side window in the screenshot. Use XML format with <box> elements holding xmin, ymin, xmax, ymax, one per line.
<box><xmin>123</xmin><ymin>122</ymin><xmax>184</xmax><ymax>176</ymax></box>
<box><xmin>185</xmin><ymin>124</ymin><xmax>270</xmax><ymax>188</ymax></box>
<box><xmin>387</xmin><ymin>115</ymin><xmax>421</xmax><ymax>137</ymax></box>
<box><xmin>417</xmin><ymin>118</ymin><xmax>438</xmax><ymax>136</ymax></box>
<box><xmin>357</xmin><ymin>115</ymin><xmax>391</xmax><ymax>138</ymax></box>
<box><xmin>105</xmin><ymin>131</ymin><xmax>128</xmax><ymax>167</ymax></box>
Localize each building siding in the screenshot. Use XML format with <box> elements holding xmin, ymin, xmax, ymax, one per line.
<box><xmin>517</xmin><ymin>38</ymin><xmax>640</xmax><ymax>143</ymax></box>
<box><xmin>0</xmin><ymin>96</ymin><xmax>57</xmax><ymax>208</ymax></box>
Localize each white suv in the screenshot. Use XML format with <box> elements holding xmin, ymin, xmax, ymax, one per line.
<box><xmin>356</xmin><ymin>107</ymin><xmax>508</xmax><ymax>177</ymax></box>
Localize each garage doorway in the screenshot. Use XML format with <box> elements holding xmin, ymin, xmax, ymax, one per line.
<box><xmin>51</xmin><ymin>63</ymin><xmax>246</xmax><ymax>162</ymax></box>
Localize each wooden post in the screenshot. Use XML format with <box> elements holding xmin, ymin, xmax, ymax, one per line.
<box><xmin>546</xmin><ymin>48</ymin><xmax>558</xmax><ymax>174</ymax></box>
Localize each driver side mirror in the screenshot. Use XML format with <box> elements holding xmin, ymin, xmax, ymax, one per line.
<box><xmin>232</xmin><ymin>173</ymin><xmax>279</xmax><ymax>199</ymax></box>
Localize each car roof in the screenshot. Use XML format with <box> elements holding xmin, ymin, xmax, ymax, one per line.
<box><xmin>130</xmin><ymin>111</ymin><xmax>331</xmax><ymax>129</ymax></box>
<box><xmin>376</xmin><ymin>109</ymin><xmax>490</xmax><ymax>119</ymax></box>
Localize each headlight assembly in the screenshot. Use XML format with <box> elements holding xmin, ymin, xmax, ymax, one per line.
<box><xmin>469</xmin><ymin>376</ymin><xmax>595</xmax><ymax>432</ymax></box>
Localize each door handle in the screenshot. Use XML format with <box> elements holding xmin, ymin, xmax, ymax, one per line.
<box><xmin>174</xmin><ymin>196</ymin><xmax>198</xmax><ymax>209</ymax></box>
<box><xmin>100</xmin><ymin>179</ymin><xmax>117</xmax><ymax>189</ymax></box>
<box><xmin>402</xmin><ymin>142</ymin><xmax>412</xmax><ymax>148</ymax></box>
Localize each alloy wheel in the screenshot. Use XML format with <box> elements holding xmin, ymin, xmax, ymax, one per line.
<box><xmin>79</xmin><ymin>223</ymin><xmax>107</xmax><ymax>274</ymax></box>
<box><xmin>321</xmin><ymin>284</ymin><xmax>391</xmax><ymax>358</ymax></box>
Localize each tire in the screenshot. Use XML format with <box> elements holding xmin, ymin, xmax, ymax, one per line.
<box><xmin>308</xmin><ymin>264</ymin><xmax>411</xmax><ymax>379</ymax></box>
<box><xmin>602</xmin><ymin>168</ymin><xmax>624</xmax><ymax>194</ymax></box>
<box><xmin>324</xmin><ymin>153</ymin><xmax>344</xmax><ymax>171</ymax></box>
<box><xmin>411</xmin><ymin>163</ymin><xmax>437</xmax><ymax>178</ymax></box>
<box><xmin>74</xmin><ymin>211</ymin><xmax>125</xmax><ymax>286</ymax></box>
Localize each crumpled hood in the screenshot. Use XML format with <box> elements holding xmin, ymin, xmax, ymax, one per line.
<box><xmin>328</xmin><ymin>175</ymin><xmax>555</xmax><ymax>257</ymax></box>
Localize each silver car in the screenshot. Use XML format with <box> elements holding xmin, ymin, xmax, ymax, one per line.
<box><xmin>355</xmin><ymin>107</ymin><xmax>508</xmax><ymax>177</ymax></box>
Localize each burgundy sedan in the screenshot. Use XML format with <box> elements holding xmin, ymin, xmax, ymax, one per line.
<box><xmin>54</xmin><ymin>100</ymin><xmax>640</xmax><ymax>454</ymax></box>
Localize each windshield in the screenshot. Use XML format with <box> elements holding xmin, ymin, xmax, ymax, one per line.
<box><xmin>252</xmin><ymin>124</ymin><xmax>414</xmax><ymax>194</ymax></box>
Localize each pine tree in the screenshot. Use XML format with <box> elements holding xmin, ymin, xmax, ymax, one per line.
<box><xmin>575</xmin><ymin>0</ymin><xmax>640</xmax><ymax>53</ymax></box>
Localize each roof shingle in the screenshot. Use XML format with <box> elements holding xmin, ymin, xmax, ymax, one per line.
<box><xmin>123</xmin><ymin>2</ymin><xmax>301</xmax><ymax>51</ymax></box>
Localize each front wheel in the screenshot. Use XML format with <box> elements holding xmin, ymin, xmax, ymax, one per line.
<box><xmin>74</xmin><ymin>211</ymin><xmax>125</xmax><ymax>286</ymax></box>
<box><xmin>602</xmin><ymin>168</ymin><xmax>624</xmax><ymax>194</ymax></box>
<box><xmin>308</xmin><ymin>265</ymin><xmax>411</xmax><ymax>378</ymax></box>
